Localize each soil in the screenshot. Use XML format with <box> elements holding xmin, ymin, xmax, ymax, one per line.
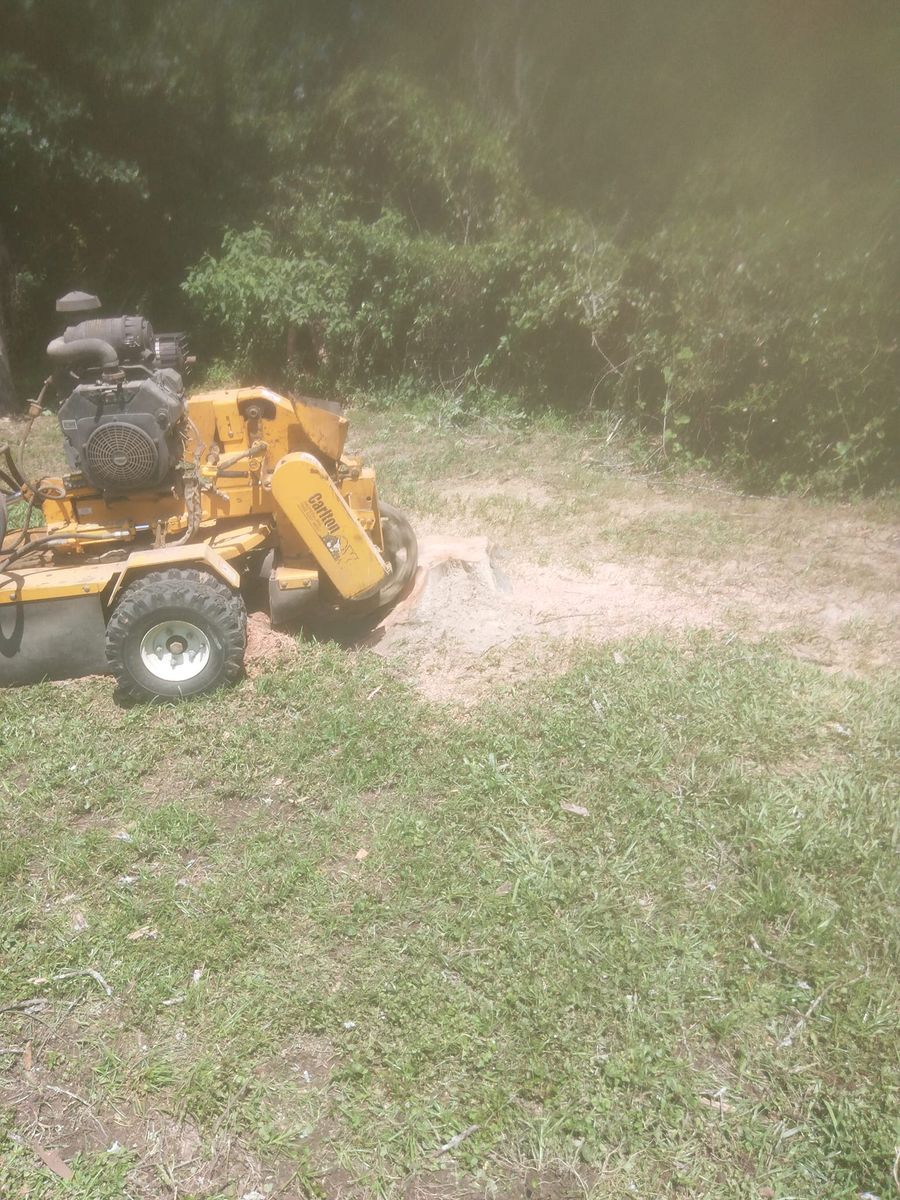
<box><xmin>245</xmin><ymin>609</ymin><xmax>301</xmax><ymax>673</ymax></box>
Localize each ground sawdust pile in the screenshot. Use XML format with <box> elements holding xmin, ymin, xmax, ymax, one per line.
<box><xmin>243</xmin><ymin>476</ymin><xmax>899</xmax><ymax>703</ymax></box>
<box><xmin>376</xmin><ymin>535</ymin><xmax>528</xmax><ymax>652</ymax></box>
<box><xmin>366</xmin><ymin>534</ymin><xmax>721</xmax><ymax>703</ymax></box>
<box><xmin>244</xmin><ymin>611</ymin><xmax>300</xmax><ymax>672</ymax></box>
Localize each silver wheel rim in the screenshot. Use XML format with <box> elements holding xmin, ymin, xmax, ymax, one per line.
<box><xmin>139</xmin><ymin>619</ymin><xmax>211</xmax><ymax>683</ymax></box>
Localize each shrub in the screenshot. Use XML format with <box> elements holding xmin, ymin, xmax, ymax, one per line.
<box><xmin>183</xmin><ymin>63</ymin><xmax>899</xmax><ymax>495</ymax></box>
<box><xmin>584</xmin><ymin>187</ymin><xmax>900</xmax><ymax>492</ymax></box>
<box><xmin>184</xmin><ymin>201</ymin><xmax>597</xmax><ymax>401</ymax></box>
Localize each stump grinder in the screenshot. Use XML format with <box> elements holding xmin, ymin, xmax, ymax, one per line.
<box><xmin>0</xmin><ymin>293</ymin><xmax>417</xmax><ymax>699</ymax></box>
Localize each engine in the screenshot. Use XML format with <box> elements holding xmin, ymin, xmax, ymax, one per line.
<box><xmin>58</xmin><ymin>368</ymin><xmax>186</xmax><ymax>494</ymax></box>
<box><xmin>49</xmin><ymin>292</ymin><xmax>191</xmax><ymax>494</ymax></box>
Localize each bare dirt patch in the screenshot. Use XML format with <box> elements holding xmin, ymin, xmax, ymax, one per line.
<box><xmin>245</xmin><ymin>609</ymin><xmax>301</xmax><ymax>672</ymax></box>
<box><xmin>351</xmin><ymin>408</ymin><xmax>899</xmax><ymax>696</ymax></box>
<box><xmin>361</xmin><ymin>513</ymin><xmax>898</xmax><ymax>702</ymax></box>
<box><xmin>259</xmin><ymin>1033</ymin><xmax>336</xmax><ymax>1089</ymax></box>
<box><xmin>244</xmin><ymin>470</ymin><xmax>898</xmax><ymax>702</ymax></box>
<box><xmin>364</xmin><ymin>536</ymin><xmax>713</xmax><ymax>702</ymax></box>
<box><xmin>402</xmin><ymin>1164</ymin><xmax>593</xmax><ymax>1200</ymax></box>
<box><xmin>0</xmin><ymin>1009</ymin><xmax>326</xmax><ymax>1198</ymax></box>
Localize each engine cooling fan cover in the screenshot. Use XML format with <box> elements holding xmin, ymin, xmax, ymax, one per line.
<box><xmin>84</xmin><ymin>421</ymin><xmax>160</xmax><ymax>490</ymax></box>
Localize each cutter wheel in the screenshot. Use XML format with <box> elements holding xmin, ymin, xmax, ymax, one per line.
<box><xmin>0</xmin><ymin>292</ymin><xmax>417</xmax><ymax>700</ymax></box>
<box><xmin>339</xmin><ymin>502</ymin><xmax>418</xmax><ymax>615</ymax></box>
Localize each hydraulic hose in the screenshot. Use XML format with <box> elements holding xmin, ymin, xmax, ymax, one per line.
<box><xmin>0</xmin><ymin>530</ymin><xmax>128</xmax><ymax>578</ymax></box>
<box><xmin>1</xmin><ymin>445</ymin><xmax>24</xmax><ymax>489</ymax></box>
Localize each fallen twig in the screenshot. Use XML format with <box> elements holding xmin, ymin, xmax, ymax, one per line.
<box><xmin>605</xmin><ymin>415</ymin><xmax>624</xmax><ymax>445</ymax></box>
<box><xmin>46</xmin><ymin>1084</ymin><xmax>91</xmax><ymax>1107</ymax></box>
<box><xmin>433</xmin><ymin>1124</ymin><xmax>479</xmax><ymax>1157</ymax></box>
<box><xmin>50</xmin><ymin>968</ymin><xmax>113</xmax><ymax>997</ymax></box>
<box><xmin>23</xmin><ymin>970</ymin><xmax>113</xmax><ymax>1003</ymax></box>
<box><xmin>778</xmin><ymin>973</ymin><xmax>866</xmax><ymax>1049</ymax></box>
<box><xmin>749</xmin><ymin>934</ymin><xmax>795</xmax><ymax>974</ymax></box>
<box><xmin>699</xmin><ymin>1087</ymin><xmax>734</xmax><ymax>1115</ymax></box>
<box><xmin>0</xmin><ymin>999</ymin><xmax>47</xmax><ymax>1014</ymax></box>
<box><xmin>533</xmin><ymin>596</ymin><xmax>664</xmax><ymax>625</ymax></box>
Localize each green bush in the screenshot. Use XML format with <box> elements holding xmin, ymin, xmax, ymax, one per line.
<box><xmin>183</xmin><ymin>63</ymin><xmax>899</xmax><ymax>496</ymax></box>
<box><xmin>184</xmin><ymin>202</ymin><xmax>595</xmax><ymax>402</ymax></box>
<box><xmin>185</xmin><ymin>186</ymin><xmax>899</xmax><ymax>494</ymax></box>
<box><xmin>184</xmin><ymin>66</ymin><xmax>598</xmax><ymax>404</ymax></box>
<box><xmin>584</xmin><ymin>187</ymin><xmax>900</xmax><ymax>491</ymax></box>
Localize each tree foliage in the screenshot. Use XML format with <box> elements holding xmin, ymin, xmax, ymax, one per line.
<box><xmin>1</xmin><ymin>0</ymin><xmax>897</xmax><ymax>490</ymax></box>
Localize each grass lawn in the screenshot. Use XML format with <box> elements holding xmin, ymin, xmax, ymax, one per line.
<box><xmin>1</xmin><ymin>633</ymin><xmax>897</xmax><ymax>1198</ymax></box>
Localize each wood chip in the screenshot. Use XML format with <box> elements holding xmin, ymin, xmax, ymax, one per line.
<box><xmin>32</xmin><ymin>1145</ymin><xmax>73</xmax><ymax>1181</ymax></box>
<box><xmin>126</xmin><ymin>925</ymin><xmax>158</xmax><ymax>941</ymax></box>
<box><xmin>433</xmin><ymin>1124</ymin><xmax>480</xmax><ymax>1157</ymax></box>
<box><xmin>354</xmin><ymin>848</ymin><xmax>369</xmax><ymax>861</ymax></box>
<box><xmin>560</xmin><ymin>802</ymin><xmax>589</xmax><ymax>816</ymax></box>
<box><xmin>22</xmin><ymin>1040</ymin><xmax>32</xmax><ymax>1071</ymax></box>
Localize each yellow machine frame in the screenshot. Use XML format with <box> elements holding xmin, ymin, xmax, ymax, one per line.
<box><xmin>1</xmin><ymin>387</ymin><xmax>391</xmax><ymax>610</ymax></box>
<box><xmin>0</xmin><ymin>382</ymin><xmax>418</xmax><ymax>693</ymax></box>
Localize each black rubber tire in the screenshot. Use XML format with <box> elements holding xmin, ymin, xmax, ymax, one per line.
<box><xmin>105</xmin><ymin>567</ymin><xmax>247</xmax><ymax>701</ymax></box>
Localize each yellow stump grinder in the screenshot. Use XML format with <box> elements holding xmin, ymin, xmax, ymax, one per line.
<box><xmin>0</xmin><ymin>292</ymin><xmax>417</xmax><ymax>699</ymax></box>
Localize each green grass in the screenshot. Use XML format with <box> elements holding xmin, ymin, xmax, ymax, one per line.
<box><xmin>1</xmin><ymin>412</ymin><xmax>66</xmax><ymax>532</ymax></box>
<box><xmin>0</xmin><ymin>413</ymin><xmax>67</xmax><ymax>482</ymax></box>
<box><xmin>1</xmin><ymin>401</ymin><xmax>898</xmax><ymax>1195</ymax></box>
<box><xmin>1</xmin><ymin>635</ymin><xmax>898</xmax><ymax>1198</ymax></box>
